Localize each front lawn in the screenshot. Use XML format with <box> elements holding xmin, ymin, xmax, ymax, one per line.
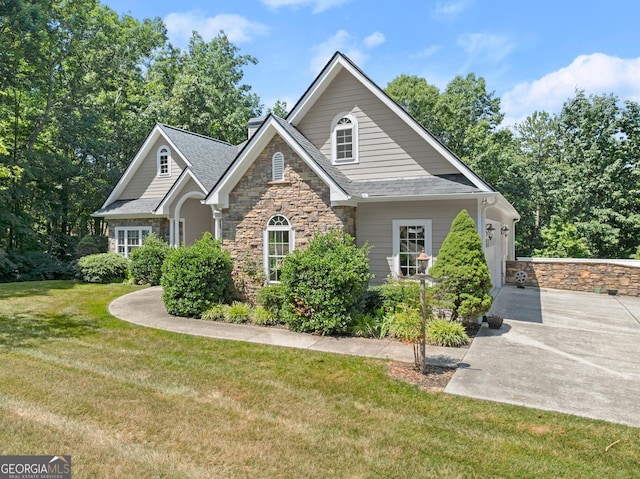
<box><xmin>0</xmin><ymin>281</ymin><xmax>637</xmax><ymax>478</ymax></box>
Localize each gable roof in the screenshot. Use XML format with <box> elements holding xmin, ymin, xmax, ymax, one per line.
<box><xmin>205</xmin><ymin>114</ymin><xmax>352</xmax><ymax>208</ymax></box>
<box><xmin>287</xmin><ymin>52</ymin><xmax>494</xmax><ymax>193</ymax></box>
<box><xmin>97</xmin><ymin>123</ymin><xmax>237</xmax><ymax>216</ymax></box>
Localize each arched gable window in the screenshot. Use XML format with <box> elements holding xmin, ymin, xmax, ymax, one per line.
<box><xmin>157</xmin><ymin>146</ymin><xmax>171</xmax><ymax>177</ymax></box>
<box><xmin>272</xmin><ymin>152</ymin><xmax>285</xmax><ymax>182</ymax></box>
<box><xmin>263</xmin><ymin>215</ymin><xmax>294</xmax><ymax>283</ymax></box>
<box><xmin>331</xmin><ymin>113</ymin><xmax>358</xmax><ymax>164</ymax></box>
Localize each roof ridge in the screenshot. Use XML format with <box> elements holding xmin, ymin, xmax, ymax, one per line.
<box><xmin>158</xmin><ymin>123</ymin><xmax>237</xmax><ymax>148</ymax></box>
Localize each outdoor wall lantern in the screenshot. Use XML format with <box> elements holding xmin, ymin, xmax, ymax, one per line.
<box><xmin>501</xmin><ymin>225</ymin><xmax>509</xmax><ymax>236</ymax></box>
<box><xmin>486</xmin><ymin>223</ymin><xmax>495</xmax><ymax>241</ymax></box>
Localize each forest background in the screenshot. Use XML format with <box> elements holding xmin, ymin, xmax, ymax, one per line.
<box><xmin>2</xmin><ymin>0</ymin><xmax>639</xmax><ymax>276</ymax></box>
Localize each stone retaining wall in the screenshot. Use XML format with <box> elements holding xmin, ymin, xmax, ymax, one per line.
<box><xmin>506</xmin><ymin>259</ymin><xmax>640</xmax><ymax>296</ymax></box>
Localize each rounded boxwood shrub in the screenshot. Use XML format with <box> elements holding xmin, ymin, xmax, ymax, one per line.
<box><xmin>256</xmin><ymin>284</ymin><xmax>285</xmax><ymax>317</ymax></box>
<box><xmin>76</xmin><ymin>252</ymin><xmax>129</xmax><ymax>283</ymax></box>
<box><xmin>426</xmin><ymin>319</ymin><xmax>470</xmax><ymax>347</ymax></box>
<box><xmin>129</xmin><ymin>234</ymin><xmax>171</xmax><ymax>286</ymax></box>
<box><xmin>75</xmin><ymin>235</ymin><xmax>108</xmax><ymax>259</ymax></box>
<box><xmin>279</xmin><ymin>229</ymin><xmax>372</xmax><ymax>335</ymax></box>
<box><xmin>161</xmin><ymin>233</ymin><xmax>233</xmax><ymax>318</ymax></box>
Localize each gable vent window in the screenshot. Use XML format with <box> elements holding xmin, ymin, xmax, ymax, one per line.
<box><xmin>157</xmin><ymin>146</ymin><xmax>171</xmax><ymax>177</ymax></box>
<box><xmin>332</xmin><ymin>113</ymin><xmax>358</xmax><ymax>164</ymax></box>
<box><xmin>272</xmin><ymin>152</ymin><xmax>285</xmax><ymax>182</ymax></box>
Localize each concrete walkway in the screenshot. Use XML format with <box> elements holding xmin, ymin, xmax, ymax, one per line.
<box><xmin>446</xmin><ymin>286</ymin><xmax>640</xmax><ymax>428</ymax></box>
<box><xmin>109</xmin><ymin>287</ymin><xmax>466</xmax><ymax>367</ymax></box>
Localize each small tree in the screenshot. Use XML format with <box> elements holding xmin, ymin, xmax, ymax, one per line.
<box><xmin>430</xmin><ymin>209</ymin><xmax>492</xmax><ymax>322</ymax></box>
<box><xmin>161</xmin><ymin>233</ymin><xmax>233</xmax><ymax>318</ymax></box>
<box><xmin>129</xmin><ymin>234</ymin><xmax>171</xmax><ymax>285</ymax></box>
<box><xmin>279</xmin><ymin>230</ymin><xmax>372</xmax><ymax>335</ymax></box>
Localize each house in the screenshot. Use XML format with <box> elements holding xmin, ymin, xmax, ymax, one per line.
<box><xmin>94</xmin><ymin>52</ymin><xmax>520</xmax><ymax>295</ymax></box>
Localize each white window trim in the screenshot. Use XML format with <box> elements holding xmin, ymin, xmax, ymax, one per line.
<box><xmin>263</xmin><ymin>215</ymin><xmax>295</xmax><ymax>284</ymax></box>
<box><xmin>392</xmin><ymin>219</ymin><xmax>432</xmax><ymax>278</ymax></box>
<box><xmin>115</xmin><ymin>226</ymin><xmax>152</xmax><ymax>258</ymax></box>
<box><xmin>331</xmin><ymin>112</ymin><xmax>358</xmax><ymax>165</ymax></box>
<box><xmin>272</xmin><ymin>152</ymin><xmax>285</xmax><ymax>182</ymax></box>
<box><xmin>157</xmin><ymin>145</ymin><xmax>171</xmax><ymax>177</ymax></box>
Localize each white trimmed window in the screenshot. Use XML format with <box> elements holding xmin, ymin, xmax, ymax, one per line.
<box><xmin>263</xmin><ymin>215</ymin><xmax>294</xmax><ymax>283</ymax></box>
<box><xmin>157</xmin><ymin>146</ymin><xmax>170</xmax><ymax>177</ymax></box>
<box><xmin>272</xmin><ymin>152</ymin><xmax>285</xmax><ymax>182</ymax></box>
<box><xmin>392</xmin><ymin>220</ymin><xmax>432</xmax><ymax>277</ymax></box>
<box><xmin>331</xmin><ymin>113</ymin><xmax>358</xmax><ymax>164</ymax></box>
<box><xmin>116</xmin><ymin>226</ymin><xmax>152</xmax><ymax>257</ymax></box>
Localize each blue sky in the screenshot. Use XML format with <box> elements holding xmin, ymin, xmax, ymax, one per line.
<box><xmin>102</xmin><ymin>0</ymin><xmax>640</xmax><ymax>127</ymax></box>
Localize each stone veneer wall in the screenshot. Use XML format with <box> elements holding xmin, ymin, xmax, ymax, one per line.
<box><xmin>107</xmin><ymin>218</ymin><xmax>170</xmax><ymax>252</ymax></box>
<box><xmin>222</xmin><ymin>136</ymin><xmax>356</xmax><ymax>301</ymax></box>
<box><xmin>506</xmin><ymin>259</ymin><xmax>640</xmax><ymax>296</ymax></box>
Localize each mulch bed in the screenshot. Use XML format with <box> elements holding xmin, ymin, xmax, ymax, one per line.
<box><xmin>387</xmin><ymin>361</ymin><xmax>456</xmax><ymax>392</ymax></box>
<box><xmin>386</xmin><ymin>322</ymin><xmax>481</xmax><ymax>391</ymax></box>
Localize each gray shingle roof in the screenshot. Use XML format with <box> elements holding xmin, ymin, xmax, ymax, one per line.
<box><xmin>93</xmin><ymin>198</ymin><xmax>162</xmax><ymax>216</ymax></box>
<box><xmin>352</xmin><ymin>174</ymin><xmax>481</xmax><ymax>198</ymax></box>
<box><xmin>158</xmin><ymin>124</ymin><xmax>238</xmax><ymax>190</ymax></box>
<box><xmin>273</xmin><ymin>116</ymin><xmax>355</xmax><ymax>196</ymax></box>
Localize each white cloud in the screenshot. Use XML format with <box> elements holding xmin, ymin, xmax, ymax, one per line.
<box><xmin>364</xmin><ymin>32</ymin><xmax>386</xmax><ymax>49</ymax></box>
<box><xmin>164</xmin><ymin>12</ymin><xmax>269</xmax><ymax>45</ymax></box>
<box><xmin>310</xmin><ymin>30</ymin><xmax>384</xmax><ymax>73</ymax></box>
<box><xmin>432</xmin><ymin>0</ymin><xmax>474</xmax><ymax>21</ymax></box>
<box><xmin>458</xmin><ymin>32</ymin><xmax>514</xmax><ymax>66</ymax></box>
<box><xmin>411</xmin><ymin>45</ymin><xmax>441</xmax><ymax>59</ymax></box>
<box><xmin>261</xmin><ymin>0</ymin><xmax>351</xmax><ymax>14</ymax></box>
<box><xmin>502</xmin><ymin>53</ymin><xmax>640</xmax><ymax>127</ymax></box>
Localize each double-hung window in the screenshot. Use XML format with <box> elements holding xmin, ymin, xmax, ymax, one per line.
<box><xmin>332</xmin><ymin>113</ymin><xmax>358</xmax><ymax>164</ymax></box>
<box><xmin>157</xmin><ymin>146</ymin><xmax>170</xmax><ymax>177</ymax></box>
<box><xmin>116</xmin><ymin>226</ymin><xmax>151</xmax><ymax>257</ymax></box>
<box><xmin>263</xmin><ymin>215</ymin><xmax>294</xmax><ymax>283</ymax></box>
<box><xmin>392</xmin><ymin>220</ymin><xmax>432</xmax><ymax>277</ymax></box>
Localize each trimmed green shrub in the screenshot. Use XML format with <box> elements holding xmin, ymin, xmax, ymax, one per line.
<box><xmin>426</xmin><ymin>319</ymin><xmax>470</xmax><ymax>347</ymax></box>
<box><xmin>227</xmin><ymin>301</ymin><xmax>252</xmax><ymax>323</ymax></box>
<box><xmin>76</xmin><ymin>253</ymin><xmax>129</xmax><ymax>283</ymax></box>
<box><xmin>256</xmin><ymin>284</ymin><xmax>285</xmax><ymax>317</ymax></box>
<box><xmin>129</xmin><ymin>234</ymin><xmax>171</xmax><ymax>286</ymax></box>
<box><xmin>380</xmin><ymin>278</ymin><xmax>421</xmax><ymax>313</ymax></box>
<box><xmin>387</xmin><ymin>304</ymin><xmax>422</xmax><ymax>341</ymax></box>
<box><xmin>429</xmin><ymin>209</ymin><xmax>493</xmax><ymax>322</ymax></box>
<box><xmin>279</xmin><ymin>230</ymin><xmax>372</xmax><ymax>335</ymax></box>
<box><xmin>201</xmin><ymin>304</ymin><xmax>229</xmax><ymax>321</ymax></box>
<box><xmin>362</xmin><ymin>285</ymin><xmax>384</xmax><ymax>316</ymax></box>
<box><xmin>252</xmin><ymin>306</ymin><xmax>278</xmax><ymax>326</ymax></box>
<box><xmin>0</xmin><ymin>250</ymin><xmax>73</xmax><ymax>282</ymax></box>
<box><xmin>75</xmin><ymin>235</ymin><xmax>108</xmax><ymax>259</ymax></box>
<box><xmin>161</xmin><ymin>233</ymin><xmax>233</xmax><ymax>318</ymax></box>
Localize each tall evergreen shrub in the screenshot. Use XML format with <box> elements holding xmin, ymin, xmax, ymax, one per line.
<box><xmin>429</xmin><ymin>209</ymin><xmax>492</xmax><ymax>322</ymax></box>
<box><xmin>161</xmin><ymin>233</ymin><xmax>233</xmax><ymax>318</ymax></box>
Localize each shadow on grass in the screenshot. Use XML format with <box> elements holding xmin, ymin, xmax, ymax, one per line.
<box><xmin>0</xmin><ymin>280</ymin><xmax>77</xmax><ymax>300</ymax></box>
<box><xmin>0</xmin><ymin>311</ymin><xmax>99</xmax><ymax>349</ymax></box>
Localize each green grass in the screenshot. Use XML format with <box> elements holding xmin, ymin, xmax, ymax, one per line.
<box><xmin>0</xmin><ymin>281</ymin><xmax>638</xmax><ymax>478</ymax></box>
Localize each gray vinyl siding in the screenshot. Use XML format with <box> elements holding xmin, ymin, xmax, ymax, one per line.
<box><xmin>356</xmin><ymin>199</ymin><xmax>478</xmax><ymax>285</ymax></box>
<box><xmin>296</xmin><ymin>68</ymin><xmax>458</xmax><ymax>181</ymax></box>
<box><xmin>119</xmin><ymin>138</ymin><xmax>185</xmax><ymax>200</ymax></box>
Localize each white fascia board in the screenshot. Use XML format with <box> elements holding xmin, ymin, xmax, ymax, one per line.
<box><xmin>343</xmin><ymin>192</ymin><xmax>496</xmax><ymax>205</ymax></box>
<box><xmin>101</xmin><ymin>124</ymin><xmax>192</xmax><ymax>208</ymax></box>
<box><xmin>92</xmin><ymin>212</ymin><xmax>167</xmax><ymax>219</ymax></box>
<box><xmin>205</xmin><ymin>118</ymin><xmax>350</xmax><ymax>208</ymax></box>
<box><xmin>289</xmin><ymin>54</ymin><xmax>492</xmax><ymax>192</ymax></box>
<box><xmin>154</xmin><ymin>169</ymin><xmax>206</xmax><ymax>215</ymax></box>
<box><xmin>288</xmin><ymin>55</ymin><xmax>344</xmax><ymax>124</ymax></box>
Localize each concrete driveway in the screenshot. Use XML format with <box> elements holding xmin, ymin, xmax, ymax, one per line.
<box><xmin>445</xmin><ymin>286</ymin><xmax>640</xmax><ymax>428</ymax></box>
